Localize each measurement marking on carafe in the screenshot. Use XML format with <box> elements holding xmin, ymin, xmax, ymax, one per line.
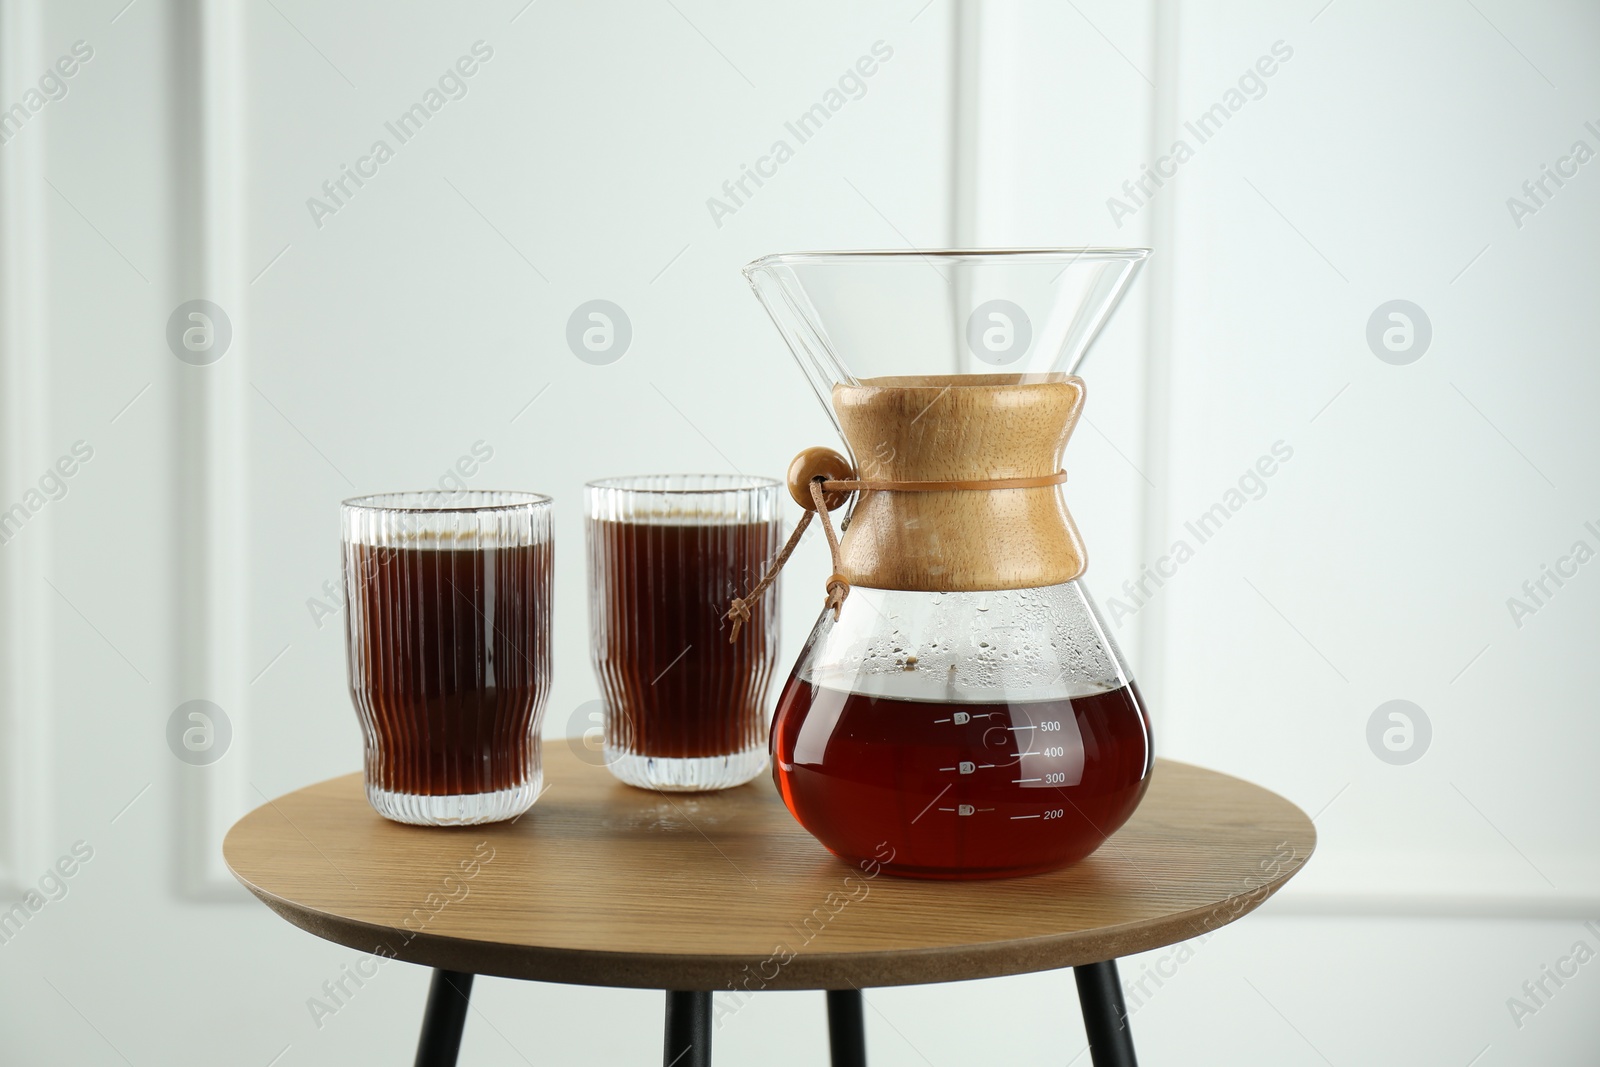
<box><xmin>1014</xmin><ymin>777</ymin><xmax>1042</xmax><ymax>783</ymax></box>
<box><xmin>1008</xmin><ymin>725</ymin><xmax>1035</xmax><ymax>731</ymax></box>
<box><xmin>1010</xmin><ymin>814</ymin><xmax>1042</xmax><ymax>820</ymax></box>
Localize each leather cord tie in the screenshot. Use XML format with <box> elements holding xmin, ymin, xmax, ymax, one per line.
<box><xmin>725</xmin><ymin>469</ymin><xmax>1069</xmax><ymax>642</ymax></box>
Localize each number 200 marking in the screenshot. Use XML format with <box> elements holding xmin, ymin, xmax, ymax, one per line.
<box><xmin>1043</xmin><ymin>809</ymin><xmax>1065</xmax><ymax>820</ymax></box>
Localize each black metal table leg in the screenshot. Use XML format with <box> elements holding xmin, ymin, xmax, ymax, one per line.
<box><xmin>663</xmin><ymin>990</ymin><xmax>712</xmax><ymax>1067</ymax></box>
<box><xmin>826</xmin><ymin>989</ymin><xmax>867</xmax><ymax>1067</ymax></box>
<box><xmin>414</xmin><ymin>969</ymin><xmax>474</xmax><ymax>1067</ymax></box>
<box><xmin>1074</xmin><ymin>959</ymin><xmax>1137</xmax><ymax>1067</ymax></box>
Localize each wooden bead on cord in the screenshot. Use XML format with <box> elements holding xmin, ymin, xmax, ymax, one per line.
<box><xmin>786</xmin><ymin>447</ymin><xmax>853</xmax><ymax>511</ymax></box>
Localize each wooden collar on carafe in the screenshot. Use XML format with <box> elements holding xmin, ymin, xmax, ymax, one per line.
<box><xmin>724</xmin><ymin>447</ymin><xmax>1069</xmax><ymax>641</ymax></box>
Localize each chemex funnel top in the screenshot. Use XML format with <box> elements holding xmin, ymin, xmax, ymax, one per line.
<box><xmin>743</xmin><ymin>248</ymin><xmax>1148</xmax><ymax>432</ymax></box>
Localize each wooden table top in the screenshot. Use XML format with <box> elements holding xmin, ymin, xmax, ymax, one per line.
<box><xmin>224</xmin><ymin>746</ymin><xmax>1314</xmax><ymax>991</ymax></box>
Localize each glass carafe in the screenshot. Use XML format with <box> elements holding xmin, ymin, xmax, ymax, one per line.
<box><xmin>744</xmin><ymin>249</ymin><xmax>1153</xmax><ymax>879</ymax></box>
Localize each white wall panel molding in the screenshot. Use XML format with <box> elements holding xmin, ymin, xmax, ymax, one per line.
<box><xmin>947</xmin><ymin>0</ymin><xmax>981</xmax><ymax>248</ymax></box>
<box><xmin>173</xmin><ymin>0</ymin><xmax>251</xmax><ymax>898</ymax></box>
<box><xmin>1269</xmin><ymin>889</ymin><xmax>1600</xmax><ymax>920</ymax></box>
<box><xmin>0</xmin><ymin>0</ymin><xmax>54</xmax><ymax>896</ymax></box>
<box><xmin>1133</xmin><ymin>0</ymin><xmax>1179</xmax><ymax>723</ymax></box>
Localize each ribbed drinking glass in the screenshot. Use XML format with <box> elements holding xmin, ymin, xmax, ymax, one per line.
<box><xmin>586</xmin><ymin>474</ymin><xmax>781</xmax><ymax>791</ymax></box>
<box><xmin>343</xmin><ymin>490</ymin><xmax>552</xmax><ymax>825</ymax></box>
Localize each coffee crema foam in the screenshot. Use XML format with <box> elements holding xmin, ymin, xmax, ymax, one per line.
<box><xmin>342</xmin><ymin>522</ymin><xmax>548</xmax><ymax>550</ymax></box>
<box><xmin>586</xmin><ymin>510</ymin><xmax>776</xmax><ymax>526</ymax></box>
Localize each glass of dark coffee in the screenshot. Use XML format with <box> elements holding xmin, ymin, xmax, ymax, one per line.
<box><xmin>342</xmin><ymin>490</ymin><xmax>552</xmax><ymax>825</ymax></box>
<box><xmin>585</xmin><ymin>475</ymin><xmax>781</xmax><ymax>791</ymax></box>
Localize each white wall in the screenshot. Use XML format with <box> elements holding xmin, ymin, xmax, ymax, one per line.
<box><xmin>1</xmin><ymin>0</ymin><xmax>1596</xmax><ymax>1064</ymax></box>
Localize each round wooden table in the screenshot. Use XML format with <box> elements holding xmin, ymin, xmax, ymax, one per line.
<box><xmin>224</xmin><ymin>746</ymin><xmax>1314</xmax><ymax>1067</ymax></box>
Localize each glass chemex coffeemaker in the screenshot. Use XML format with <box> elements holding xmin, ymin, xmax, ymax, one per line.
<box><xmin>728</xmin><ymin>249</ymin><xmax>1153</xmax><ymax>880</ymax></box>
